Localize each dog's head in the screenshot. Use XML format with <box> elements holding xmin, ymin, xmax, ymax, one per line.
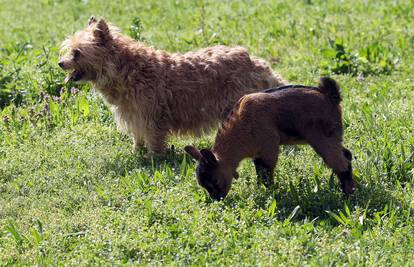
<box><xmin>59</xmin><ymin>16</ymin><xmax>117</xmax><ymax>83</ymax></box>
<box><xmin>184</xmin><ymin>145</ymin><xmax>238</xmax><ymax>201</ymax></box>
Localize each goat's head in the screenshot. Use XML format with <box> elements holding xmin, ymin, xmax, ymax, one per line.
<box><xmin>184</xmin><ymin>145</ymin><xmax>238</xmax><ymax>200</ymax></box>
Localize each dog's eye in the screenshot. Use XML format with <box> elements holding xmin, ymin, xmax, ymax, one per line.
<box><xmin>73</xmin><ymin>49</ymin><xmax>81</xmax><ymax>59</ymax></box>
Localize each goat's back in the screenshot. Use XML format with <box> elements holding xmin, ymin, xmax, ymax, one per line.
<box><xmin>229</xmin><ymin>86</ymin><xmax>344</xmax><ymax>144</ymax></box>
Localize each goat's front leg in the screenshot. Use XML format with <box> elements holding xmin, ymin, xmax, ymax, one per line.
<box><xmin>253</xmin><ymin>133</ymin><xmax>280</xmax><ymax>187</ymax></box>
<box><xmin>253</xmin><ymin>158</ymin><xmax>274</xmax><ymax>187</ymax></box>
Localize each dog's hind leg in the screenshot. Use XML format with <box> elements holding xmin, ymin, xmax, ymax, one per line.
<box><xmin>146</xmin><ymin>129</ymin><xmax>168</xmax><ymax>154</ymax></box>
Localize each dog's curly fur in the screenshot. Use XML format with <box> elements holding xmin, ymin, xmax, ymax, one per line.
<box><xmin>59</xmin><ymin>17</ymin><xmax>286</xmax><ymax>153</ymax></box>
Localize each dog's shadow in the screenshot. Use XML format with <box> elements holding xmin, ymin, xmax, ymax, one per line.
<box><xmin>101</xmin><ymin>145</ymin><xmax>190</xmax><ymax>178</ymax></box>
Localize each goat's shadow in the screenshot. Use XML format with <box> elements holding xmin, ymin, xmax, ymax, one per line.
<box><xmin>222</xmin><ymin>172</ymin><xmax>403</xmax><ymax>222</ymax></box>
<box><xmin>100</xmin><ymin>147</ymin><xmax>403</xmax><ymax>224</ymax></box>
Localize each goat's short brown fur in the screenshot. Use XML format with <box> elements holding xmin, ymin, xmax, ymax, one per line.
<box><xmin>58</xmin><ymin>17</ymin><xmax>286</xmax><ymax>153</ymax></box>
<box><xmin>185</xmin><ymin>77</ymin><xmax>355</xmax><ymax>200</ymax></box>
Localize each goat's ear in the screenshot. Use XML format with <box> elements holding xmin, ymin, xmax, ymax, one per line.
<box><xmin>184</xmin><ymin>145</ymin><xmax>202</xmax><ymax>161</ymax></box>
<box><xmin>343</xmin><ymin>148</ymin><xmax>353</xmax><ymax>161</ymax></box>
<box><xmin>93</xmin><ymin>19</ymin><xmax>111</xmax><ymax>43</ymax></box>
<box><xmin>233</xmin><ymin>171</ymin><xmax>239</xmax><ymax>179</ymax></box>
<box><xmin>88</xmin><ymin>16</ymin><xmax>97</xmax><ymax>26</ymax></box>
<box><xmin>200</xmin><ymin>149</ymin><xmax>218</xmax><ymax>167</ymax></box>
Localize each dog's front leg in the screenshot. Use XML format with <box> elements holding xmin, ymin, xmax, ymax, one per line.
<box><xmin>131</xmin><ymin>129</ymin><xmax>146</xmax><ymax>153</ymax></box>
<box><xmin>133</xmin><ymin>137</ymin><xmax>145</xmax><ymax>153</ymax></box>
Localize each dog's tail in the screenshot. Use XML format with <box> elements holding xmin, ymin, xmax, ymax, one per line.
<box><xmin>250</xmin><ymin>56</ymin><xmax>287</xmax><ymax>88</ymax></box>
<box><xmin>318</xmin><ymin>77</ymin><xmax>342</xmax><ymax>104</ymax></box>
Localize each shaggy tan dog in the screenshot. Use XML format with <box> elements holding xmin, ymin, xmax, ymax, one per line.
<box><xmin>59</xmin><ymin>17</ymin><xmax>286</xmax><ymax>153</ymax></box>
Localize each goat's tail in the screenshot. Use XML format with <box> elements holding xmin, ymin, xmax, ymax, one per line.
<box><xmin>318</xmin><ymin>77</ymin><xmax>342</xmax><ymax>104</ymax></box>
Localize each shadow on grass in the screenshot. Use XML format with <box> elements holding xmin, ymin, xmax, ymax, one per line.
<box><xmin>100</xmin><ymin>147</ymin><xmax>401</xmax><ymax>224</ymax></box>
<box><xmin>100</xmin><ymin>145</ymin><xmax>190</xmax><ymax>178</ymax></box>
<box><xmin>223</xmin><ymin>175</ymin><xmax>401</xmax><ymax>222</ymax></box>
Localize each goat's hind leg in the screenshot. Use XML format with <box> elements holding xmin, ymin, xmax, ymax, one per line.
<box><xmin>307</xmin><ymin>137</ymin><xmax>355</xmax><ymax>194</ymax></box>
<box><xmin>337</xmin><ymin>147</ymin><xmax>355</xmax><ymax>194</ymax></box>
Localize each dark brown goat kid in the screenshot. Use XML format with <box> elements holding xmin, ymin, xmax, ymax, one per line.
<box><xmin>185</xmin><ymin>77</ymin><xmax>355</xmax><ymax>200</ymax></box>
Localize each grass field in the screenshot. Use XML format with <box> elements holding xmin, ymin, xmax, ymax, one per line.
<box><xmin>1</xmin><ymin>0</ymin><xmax>414</xmax><ymax>265</ymax></box>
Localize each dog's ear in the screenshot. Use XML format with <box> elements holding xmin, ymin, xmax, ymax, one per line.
<box><xmin>184</xmin><ymin>145</ymin><xmax>202</xmax><ymax>161</ymax></box>
<box><xmin>88</xmin><ymin>16</ymin><xmax>97</xmax><ymax>26</ymax></box>
<box><xmin>200</xmin><ymin>149</ymin><xmax>218</xmax><ymax>167</ymax></box>
<box><xmin>93</xmin><ymin>19</ymin><xmax>111</xmax><ymax>43</ymax></box>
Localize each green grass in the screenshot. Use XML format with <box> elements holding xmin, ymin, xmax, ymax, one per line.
<box><xmin>1</xmin><ymin>0</ymin><xmax>414</xmax><ymax>265</ymax></box>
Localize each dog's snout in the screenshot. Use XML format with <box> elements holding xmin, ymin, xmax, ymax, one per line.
<box><xmin>58</xmin><ymin>61</ymin><xmax>65</xmax><ymax>68</ymax></box>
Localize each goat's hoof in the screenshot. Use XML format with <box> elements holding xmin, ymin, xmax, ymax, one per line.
<box><xmin>341</xmin><ymin>179</ymin><xmax>356</xmax><ymax>195</ymax></box>
<box><xmin>265</xmin><ymin>183</ymin><xmax>274</xmax><ymax>189</ymax></box>
<box><xmin>262</xmin><ymin>180</ymin><xmax>274</xmax><ymax>188</ymax></box>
